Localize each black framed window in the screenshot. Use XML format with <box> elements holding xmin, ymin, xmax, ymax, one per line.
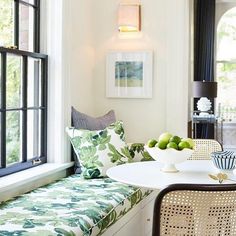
<box><xmin>0</xmin><ymin>0</ymin><xmax>40</xmax><ymax>52</ymax></box>
<box><xmin>0</xmin><ymin>0</ymin><xmax>47</xmax><ymax>177</ymax></box>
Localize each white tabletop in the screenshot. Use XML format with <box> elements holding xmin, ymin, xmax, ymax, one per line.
<box><xmin>106</xmin><ymin>160</ymin><xmax>236</xmax><ymax>189</ymax></box>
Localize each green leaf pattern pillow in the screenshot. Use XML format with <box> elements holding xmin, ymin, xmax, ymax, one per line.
<box><xmin>128</xmin><ymin>143</ymin><xmax>154</xmax><ymax>162</ymax></box>
<box><xmin>67</xmin><ymin>121</ymin><xmax>131</xmax><ymax>178</ymax></box>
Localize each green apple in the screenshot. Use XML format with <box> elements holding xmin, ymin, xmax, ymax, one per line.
<box><xmin>156</xmin><ymin>140</ymin><xmax>168</xmax><ymax>150</ymax></box>
<box><xmin>167</xmin><ymin>142</ymin><xmax>178</xmax><ymax>150</ymax></box>
<box><xmin>169</xmin><ymin>135</ymin><xmax>181</xmax><ymax>145</ymax></box>
<box><xmin>181</xmin><ymin>138</ymin><xmax>195</xmax><ymax>149</ymax></box>
<box><xmin>178</xmin><ymin>141</ymin><xmax>191</xmax><ymax>150</ymax></box>
<box><xmin>147</xmin><ymin>139</ymin><xmax>158</xmax><ymax>148</ymax></box>
<box><xmin>158</xmin><ymin>132</ymin><xmax>172</xmax><ymax>143</ymax></box>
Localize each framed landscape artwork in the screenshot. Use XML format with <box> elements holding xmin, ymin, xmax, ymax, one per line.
<box><xmin>106</xmin><ymin>51</ymin><xmax>153</xmax><ymax>98</ymax></box>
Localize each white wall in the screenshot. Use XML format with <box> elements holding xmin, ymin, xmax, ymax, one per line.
<box><xmin>67</xmin><ymin>0</ymin><xmax>95</xmax><ymax>114</ymax></box>
<box><xmin>66</xmin><ymin>0</ymin><xmax>190</xmax><ymax>143</ymax></box>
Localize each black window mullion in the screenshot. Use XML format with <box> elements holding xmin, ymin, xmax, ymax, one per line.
<box><xmin>22</xmin><ymin>56</ymin><xmax>28</xmax><ymax>162</ymax></box>
<box><xmin>41</xmin><ymin>57</ymin><xmax>47</xmax><ymax>157</ymax></box>
<box><xmin>0</xmin><ymin>53</ymin><xmax>7</xmax><ymax>168</ymax></box>
<box><xmin>14</xmin><ymin>0</ymin><xmax>20</xmax><ymax>49</ymax></box>
<box><xmin>34</xmin><ymin>0</ymin><xmax>40</xmax><ymax>52</ymax></box>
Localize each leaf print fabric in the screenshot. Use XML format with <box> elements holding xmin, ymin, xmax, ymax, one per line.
<box><xmin>128</xmin><ymin>143</ymin><xmax>154</xmax><ymax>162</ymax></box>
<box><xmin>66</xmin><ymin>121</ymin><xmax>129</xmax><ymax>179</ymax></box>
<box><xmin>66</xmin><ymin>121</ymin><xmax>153</xmax><ymax>179</ymax></box>
<box><xmin>0</xmin><ymin>175</ymin><xmax>152</xmax><ymax>236</ymax></box>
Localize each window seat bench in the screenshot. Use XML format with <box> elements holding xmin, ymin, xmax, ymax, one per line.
<box><xmin>0</xmin><ymin>174</ymin><xmax>156</xmax><ymax>236</ymax></box>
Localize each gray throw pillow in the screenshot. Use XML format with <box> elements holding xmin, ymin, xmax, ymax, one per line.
<box><xmin>72</xmin><ymin>107</ymin><xmax>116</xmax><ymax>130</ymax></box>
<box><xmin>71</xmin><ymin>107</ymin><xmax>116</xmax><ymax>174</ymax></box>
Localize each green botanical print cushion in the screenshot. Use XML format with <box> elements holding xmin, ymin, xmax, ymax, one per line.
<box><xmin>66</xmin><ymin>121</ymin><xmax>133</xmax><ymax>179</ymax></box>
<box><xmin>0</xmin><ymin>175</ymin><xmax>152</xmax><ymax>236</ymax></box>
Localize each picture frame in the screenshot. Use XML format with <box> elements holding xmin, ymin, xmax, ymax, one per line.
<box><xmin>106</xmin><ymin>51</ymin><xmax>153</xmax><ymax>98</ymax></box>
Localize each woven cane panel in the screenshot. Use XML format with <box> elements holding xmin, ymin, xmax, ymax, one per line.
<box><xmin>160</xmin><ymin>190</ymin><xmax>236</xmax><ymax>236</ymax></box>
<box><xmin>188</xmin><ymin>139</ymin><xmax>222</xmax><ymax>160</ymax></box>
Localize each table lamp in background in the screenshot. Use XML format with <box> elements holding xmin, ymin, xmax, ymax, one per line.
<box><xmin>192</xmin><ymin>81</ymin><xmax>218</xmax><ymax>116</ymax></box>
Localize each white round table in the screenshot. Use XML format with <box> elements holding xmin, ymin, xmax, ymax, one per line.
<box><xmin>106</xmin><ymin>160</ymin><xmax>236</xmax><ymax>189</ymax></box>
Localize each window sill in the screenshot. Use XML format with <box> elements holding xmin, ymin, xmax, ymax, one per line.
<box><xmin>0</xmin><ymin>162</ymin><xmax>74</xmax><ymax>201</ymax></box>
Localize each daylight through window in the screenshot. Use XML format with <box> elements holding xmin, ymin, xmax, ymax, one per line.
<box><xmin>217</xmin><ymin>7</ymin><xmax>236</xmax><ymax>122</ymax></box>
<box><xmin>0</xmin><ymin>0</ymin><xmax>47</xmax><ymax>177</ymax></box>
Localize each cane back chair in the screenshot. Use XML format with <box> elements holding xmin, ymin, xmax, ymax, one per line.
<box><xmin>152</xmin><ymin>184</ymin><xmax>236</xmax><ymax>236</ymax></box>
<box><xmin>188</xmin><ymin>139</ymin><xmax>222</xmax><ymax>160</ymax></box>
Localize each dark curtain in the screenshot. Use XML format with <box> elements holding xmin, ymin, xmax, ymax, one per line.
<box><xmin>194</xmin><ymin>0</ymin><xmax>215</xmax><ymax>83</ymax></box>
<box><xmin>194</xmin><ymin>0</ymin><xmax>216</xmax><ymax>138</ymax></box>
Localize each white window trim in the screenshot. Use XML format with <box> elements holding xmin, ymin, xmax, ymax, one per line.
<box><xmin>41</xmin><ymin>0</ymin><xmax>72</xmax><ymax>164</ymax></box>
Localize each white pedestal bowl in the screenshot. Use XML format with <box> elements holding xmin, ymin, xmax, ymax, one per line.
<box><xmin>145</xmin><ymin>146</ymin><xmax>194</xmax><ymax>173</ymax></box>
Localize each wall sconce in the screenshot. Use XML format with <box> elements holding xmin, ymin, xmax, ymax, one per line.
<box><xmin>118</xmin><ymin>4</ymin><xmax>141</xmax><ymax>32</ymax></box>
<box><xmin>192</xmin><ymin>81</ymin><xmax>218</xmax><ymax>116</ymax></box>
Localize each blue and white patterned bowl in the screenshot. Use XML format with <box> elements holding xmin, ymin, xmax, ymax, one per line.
<box><xmin>211</xmin><ymin>151</ymin><xmax>236</xmax><ymax>170</ymax></box>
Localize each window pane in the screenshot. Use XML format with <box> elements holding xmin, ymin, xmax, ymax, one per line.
<box><xmin>19</xmin><ymin>4</ymin><xmax>34</xmax><ymax>51</ymax></box>
<box><xmin>217</xmin><ymin>8</ymin><xmax>236</xmax><ymax>61</ymax></box>
<box><xmin>28</xmin><ymin>58</ymin><xmax>41</xmax><ymax>107</ymax></box>
<box><xmin>6</xmin><ymin>111</ymin><xmax>22</xmax><ymax>166</ymax></box>
<box><xmin>27</xmin><ymin>109</ymin><xmax>41</xmax><ymax>159</ymax></box>
<box><xmin>6</xmin><ymin>55</ymin><xmax>22</xmax><ymax>108</ymax></box>
<box><xmin>216</xmin><ymin>62</ymin><xmax>236</xmax><ymax>121</ymax></box>
<box><xmin>0</xmin><ymin>0</ymin><xmax>14</xmax><ymax>47</ymax></box>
